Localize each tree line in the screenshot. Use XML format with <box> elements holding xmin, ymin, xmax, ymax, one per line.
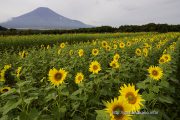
<box><xmin>0</xmin><ymin>23</ymin><xmax>180</xmax><ymax>35</ymax></box>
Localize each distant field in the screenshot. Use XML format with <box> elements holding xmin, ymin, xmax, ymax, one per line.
<box><xmin>0</xmin><ymin>33</ymin><xmax>147</xmax><ymax>51</ymax></box>
<box><xmin>0</xmin><ymin>32</ymin><xmax>180</xmax><ymax>120</ymax></box>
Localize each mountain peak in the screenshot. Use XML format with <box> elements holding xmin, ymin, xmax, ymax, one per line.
<box><xmin>34</xmin><ymin>7</ymin><xmax>54</xmax><ymax>13</ymax></box>
<box><xmin>0</xmin><ymin>7</ymin><xmax>93</xmax><ymax>29</ymax></box>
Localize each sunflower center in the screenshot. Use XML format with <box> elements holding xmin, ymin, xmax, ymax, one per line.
<box><xmin>165</xmin><ymin>56</ymin><xmax>168</xmax><ymax>60</ymax></box>
<box><xmin>78</xmin><ymin>76</ymin><xmax>82</xmax><ymax>81</ymax></box>
<box><xmin>112</xmin><ymin>63</ymin><xmax>116</xmax><ymax>67</ymax></box>
<box><xmin>126</xmin><ymin>92</ymin><xmax>137</xmax><ymax>104</ymax></box>
<box><xmin>152</xmin><ymin>70</ymin><xmax>159</xmax><ymax>76</ymax></box>
<box><xmin>54</xmin><ymin>73</ymin><xmax>62</xmax><ymax>81</ymax></box>
<box><xmin>93</xmin><ymin>65</ymin><xmax>98</xmax><ymax>70</ymax></box>
<box><xmin>160</xmin><ymin>58</ymin><xmax>165</xmax><ymax>63</ymax></box>
<box><xmin>103</xmin><ymin>43</ymin><xmax>107</xmax><ymax>46</ymax></box>
<box><xmin>2</xmin><ymin>88</ymin><xmax>9</xmax><ymax>92</ymax></box>
<box><xmin>113</xmin><ymin>105</ymin><xmax>124</xmax><ymax>119</ymax></box>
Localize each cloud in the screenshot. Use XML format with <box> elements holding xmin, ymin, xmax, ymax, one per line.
<box><xmin>0</xmin><ymin>0</ymin><xmax>179</xmax><ymax>26</ymax></box>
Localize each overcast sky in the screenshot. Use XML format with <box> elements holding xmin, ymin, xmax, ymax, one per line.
<box><xmin>0</xmin><ymin>0</ymin><xmax>179</xmax><ymax>26</ymax></box>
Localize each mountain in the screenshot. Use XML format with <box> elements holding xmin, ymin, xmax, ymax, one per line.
<box><xmin>0</xmin><ymin>26</ymin><xmax>7</xmax><ymax>31</ymax></box>
<box><xmin>0</xmin><ymin>7</ymin><xmax>93</xmax><ymax>29</ymax></box>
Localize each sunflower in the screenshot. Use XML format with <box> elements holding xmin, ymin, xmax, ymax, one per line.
<box><xmin>119</xmin><ymin>42</ymin><xmax>125</xmax><ymax>48</ymax></box>
<box><xmin>92</xmin><ymin>49</ymin><xmax>99</xmax><ymax>56</ymax></box>
<box><xmin>143</xmin><ymin>43</ymin><xmax>149</xmax><ymax>48</ymax></box>
<box><xmin>143</xmin><ymin>48</ymin><xmax>148</xmax><ymax>57</ymax></box>
<box><xmin>41</xmin><ymin>44</ymin><xmax>44</xmax><ymax>48</ymax></box>
<box><xmin>4</xmin><ymin>64</ymin><xmax>11</xmax><ymax>71</ymax></box>
<box><xmin>126</xmin><ymin>42</ymin><xmax>131</xmax><ymax>47</ymax></box>
<box><xmin>16</xmin><ymin>67</ymin><xmax>22</xmax><ymax>78</ymax></box>
<box><xmin>113</xmin><ymin>53</ymin><xmax>120</xmax><ymax>62</ymax></box>
<box><xmin>78</xmin><ymin>49</ymin><xmax>84</xmax><ymax>57</ymax></box>
<box><xmin>102</xmin><ymin>41</ymin><xmax>108</xmax><ymax>48</ymax></box>
<box><xmin>47</xmin><ymin>45</ymin><xmax>50</xmax><ymax>49</ymax></box>
<box><xmin>104</xmin><ymin>97</ymin><xmax>132</xmax><ymax>120</ymax></box>
<box><xmin>159</xmin><ymin>57</ymin><xmax>166</xmax><ymax>64</ymax></box>
<box><xmin>114</xmin><ymin>44</ymin><xmax>118</xmax><ymax>49</ymax></box>
<box><xmin>89</xmin><ymin>61</ymin><xmax>101</xmax><ymax>74</ymax></box>
<box><xmin>19</xmin><ymin>51</ymin><xmax>28</xmax><ymax>58</ymax></box>
<box><xmin>119</xmin><ymin>84</ymin><xmax>144</xmax><ymax>111</ymax></box>
<box><xmin>57</xmin><ymin>49</ymin><xmax>61</xmax><ymax>55</ymax></box>
<box><xmin>0</xmin><ymin>70</ymin><xmax>5</xmax><ymax>82</ymax></box>
<box><xmin>135</xmin><ymin>48</ymin><xmax>141</xmax><ymax>56</ymax></box>
<box><xmin>156</xmin><ymin>44</ymin><xmax>161</xmax><ymax>49</ymax></box>
<box><xmin>60</xmin><ymin>43</ymin><xmax>65</xmax><ymax>49</ymax></box>
<box><xmin>1</xmin><ymin>87</ymin><xmax>11</xmax><ymax>93</ymax></box>
<box><xmin>110</xmin><ymin>60</ymin><xmax>120</xmax><ymax>69</ymax></box>
<box><xmin>147</xmin><ymin>66</ymin><xmax>163</xmax><ymax>80</ymax></box>
<box><xmin>162</xmin><ymin>54</ymin><xmax>171</xmax><ymax>62</ymax></box>
<box><xmin>106</xmin><ymin>46</ymin><xmax>111</xmax><ymax>51</ymax></box>
<box><xmin>92</xmin><ymin>41</ymin><xmax>97</xmax><ymax>45</ymax></box>
<box><xmin>113</xmin><ymin>40</ymin><xmax>117</xmax><ymax>44</ymax></box>
<box><xmin>48</xmin><ymin>68</ymin><xmax>68</xmax><ymax>86</ymax></box>
<box><xmin>75</xmin><ymin>72</ymin><xmax>84</xmax><ymax>84</ymax></box>
<box><xmin>69</xmin><ymin>50</ymin><xmax>73</xmax><ymax>56</ymax></box>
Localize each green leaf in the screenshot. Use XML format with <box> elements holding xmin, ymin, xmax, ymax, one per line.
<box><xmin>17</xmin><ymin>81</ymin><xmax>31</xmax><ymax>87</ymax></box>
<box><xmin>2</xmin><ymin>99</ymin><xmax>22</xmax><ymax>115</ymax></box>
<box><xmin>44</xmin><ymin>92</ymin><xmax>56</xmax><ymax>102</ymax></box>
<box><xmin>29</xmin><ymin>108</ymin><xmax>41</xmax><ymax>120</ymax></box>
<box><xmin>96</xmin><ymin>110</ymin><xmax>110</xmax><ymax>120</ymax></box>
<box><xmin>151</xmin><ymin>86</ymin><xmax>160</xmax><ymax>93</ymax></box>
<box><xmin>158</xmin><ymin>96</ymin><xmax>174</xmax><ymax>104</ymax></box>
<box><xmin>24</xmin><ymin>96</ymin><xmax>38</xmax><ymax>104</ymax></box>
<box><xmin>159</xmin><ymin>80</ymin><xmax>169</xmax><ymax>88</ymax></box>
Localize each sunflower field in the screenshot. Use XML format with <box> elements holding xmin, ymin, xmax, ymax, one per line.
<box><xmin>0</xmin><ymin>33</ymin><xmax>180</xmax><ymax>120</ymax></box>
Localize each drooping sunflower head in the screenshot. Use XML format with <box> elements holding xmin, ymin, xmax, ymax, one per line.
<box><xmin>162</xmin><ymin>54</ymin><xmax>171</xmax><ymax>62</ymax></box>
<box><xmin>92</xmin><ymin>49</ymin><xmax>99</xmax><ymax>56</ymax></box>
<box><xmin>89</xmin><ymin>61</ymin><xmax>101</xmax><ymax>74</ymax></box>
<box><xmin>135</xmin><ymin>48</ymin><xmax>141</xmax><ymax>56</ymax></box>
<box><xmin>119</xmin><ymin>42</ymin><xmax>125</xmax><ymax>48</ymax></box>
<box><xmin>110</xmin><ymin>60</ymin><xmax>120</xmax><ymax>69</ymax></box>
<box><xmin>60</xmin><ymin>43</ymin><xmax>65</xmax><ymax>49</ymax></box>
<box><xmin>0</xmin><ymin>87</ymin><xmax>11</xmax><ymax>93</ymax></box>
<box><xmin>119</xmin><ymin>84</ymin><xmax>144</xmax><ymax>111</ymax></box>
<box><xmin>75</xmin><ymin>72</ymin><xmax>84</xmax><ymax>84</ymax></box>
<box><xmin>48</xmin><ymin>68</ymin><xmax>68</xmax><ymax>86</ymax></box>
<box><xmin>102</xmin><ymin>41</ymin><xmax>108</xmax><ymax>48</ymax></box>
<box><xmin>78</xmin><ymin>49</ymin><xmax>84</xmax><ymax>57</ymax></box>
<box><xmin>148</xmin><ymin>66</ymin><xmax>163</xmax><ymax>80</ymax></box>
<box><xmin>104</xmin><ymin>97</ymin><xmax>132</xmax><ymax>120</ymax></box>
